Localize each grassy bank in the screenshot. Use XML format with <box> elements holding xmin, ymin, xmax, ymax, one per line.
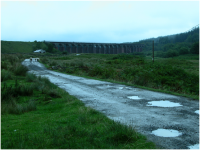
<box><xmin>40</xmin><ymin>53</ymin><xmax>199</xmax><ymax>100</ymax></box>
<box><xmin>1</xmin><ymin>53</ymin><xmax>156</xmax><ymax>149</ymax></box>
<box><xmin>1</xmin><ymin>41</ymin><xmax>34</xmax><ymax>53</ymax></box>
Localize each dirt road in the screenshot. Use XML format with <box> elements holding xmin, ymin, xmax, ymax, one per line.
<box><xmin>22</xmin><ymin>59</ymin><xmax>199</xmax><ymax>149</ymax></box>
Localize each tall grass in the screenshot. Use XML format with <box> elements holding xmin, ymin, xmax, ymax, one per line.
<box><xmin>1</xmin><ymin>61</ymin><xmax>9</xmax><ymax>70</ymax></box>
<box><xmin>10</xmin><ymin>63</ymin><xmax>29</xmax><ymax>76</ymax></box>
<box><xmin>2</xmin><ymin>113</ymin><xmax>155</xmax><ymax>149</ymax></box>
<box><xmin>26</xmin><ymin>72</ymin><xmax>37</xmax><ymax>82</ymax></box>
<box><xmin>1</xmin><ymin>98</ymin><xmax>36</xmax><ymax>115</ymax></box>
<box><xmin>1</xmin><ymin>69</ymin><xmax>13</xmax><ymax>81</ymax></box>
<box><xmin>1</xmin><ymin>79</ymin><xmax>35</xmax><ymax>102</ymax></box>
<box><xmin>43</xmin><ymin>53</ymin><xmax>199</xmax><ymax>98</ymax></box>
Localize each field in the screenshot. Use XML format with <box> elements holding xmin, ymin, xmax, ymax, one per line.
<box><xmin>40</xmin><ymin>53</ymin><xmax>199</xmax><ymax>100</ymax></box>
<box><xmin>1</xmin><ymin>41</ymin><xmax>48</xmax><ymax>53</ymax></box>
<box><xmin>1</xmin><ymin>53</ymin><xmax>157</xmax><ymax>148</ymax></box>
<box><xmin>1</xmin><ymin>40</ymin><xmax>199</xmax><ymax>148</ymax></box>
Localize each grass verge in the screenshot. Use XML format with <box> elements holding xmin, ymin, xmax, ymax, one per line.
<box><xmin>41</xmin><ymin>53</ymin><xmax>199</xmax><ymax>100</ymax></box>
<box><xmin>1</xmin><ymin>53</ymin><xmax>157</xmax><ymax>149</ymax></box>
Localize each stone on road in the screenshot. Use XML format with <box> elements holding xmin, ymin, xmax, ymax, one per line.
<box><xmin>22</xmin><ymin>59</ymin><xmax>199</xmax><ymax>149</ymax></box>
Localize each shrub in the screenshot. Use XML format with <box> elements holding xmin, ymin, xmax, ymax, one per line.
<box><xmin>1</xmin><ymin>80</ymin><xmax>35</xmax><ymax>102</ymax></box>
<box><xmin>7</xmin><ymin>55</ymin><xmax>19</xmax><ymax>65</ymax></box>
<box><xmin>47</xmin><ymin>88</ymin><xmax>62</xmax><ymax>98</ymax></box>
<box><xmin>1</xmin><ymin>69</ymin><xmax>13</xmax><ymax>82</ymax></box>
<box><xmin>165</xmin><ymin>49</ymin><xmax>179</xmax><ymax>58</ymax></box>
<box><xmin>1</xmin><ymin>61</ymin><xmax>8</xmax><ymax>70</ymax></box>
<box><xmin>1</xmin><ymin>99</ymin><xmax>36</xmax><ymax>115</ymax></box>
<box><xmin>33</xmin><ymin>76</ymin><xmax>57</xmax><ymax>92</ymax></box>
<box><xmin>89</xmin><ymin>65</ymin><xmax>104</xmax><ymax>76</ymax></box>
<box><xmin>179</xmin><ymin>47</ymin><xmax>189</xmax><ymax>55</ymax></box>
<box><xmin>76</xmin><ymin>61</ymin><xmax>84</xmax><ymax>68</ymax></box>
<box><xmin>102</xmin><ymin>67</ymin><xmax>115</xmax><ymax>79</ymax></box>
<box><xmin>26</xmin><ymin>73</ymin><xmax>37</xmax><ymax>82</ymax></box>
<box><xmin>49</xmin><ymin>61</ymin><xmax>57</xmax><ymax>66</ymax></box>
<box><xmin>65</xmin><ymin>67</ymin><xmax>76</xmax><ymax>74</ymax></box>
<box><xmin>20</xmin><ymin>84</ymin><xmax>35</xmax><ymax>96</ymax></box>
<box><xmin>106</xmin><ymin>121</ymin><xmax>138</xmax><ymax>144</ymax></box>
<box><xmin>155</xmin><ymin>51</ymin><xmax>166</xmax><ymax>58</ymax></box>
<box><xmin>10</xmin><ymin>63</ymin><xmax>28</xmax><ymax>76</ymax></box>
<box><xmin>190</xmin><ymin>42</ymin><xmax>199</xmax><ymax>54</ymax></box>
<box><xmin>40</xmin><ymin>58</ymin><xmax>49</xmax><ymax>64</ymax></box>
<box><xmin>62</xmin><ymin>51</ymin><xmax>68</xmax><ymax>55</ymax></box>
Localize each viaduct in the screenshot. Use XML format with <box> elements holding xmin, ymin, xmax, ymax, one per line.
<box><xmin>46</xmin><ymin>41</ymin><xmax>144</xmax><ymax>54</ymax></box>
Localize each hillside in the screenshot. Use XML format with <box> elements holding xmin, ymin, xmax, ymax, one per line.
<box><xmin>137</xmin><ymin>25</ymin><xmax>199</xmax><ymax>58</ymax></box>
<box><xmin>1</xmin><ymin>41</ymin><xmax>34</xmax><ymax>53</ymax></box>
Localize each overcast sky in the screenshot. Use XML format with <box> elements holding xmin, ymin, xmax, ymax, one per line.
<box><xmin>1</xmin><ymin>1</ymin><xmax>199</xmax><ymax>43</ymax></box>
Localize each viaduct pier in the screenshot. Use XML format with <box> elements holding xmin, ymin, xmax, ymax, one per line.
<box><xmin>46</xmin><ymin>41</ymin><xmax>144</xmax><ymax>54</ymax></box>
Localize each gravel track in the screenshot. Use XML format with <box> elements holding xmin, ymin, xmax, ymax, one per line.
<box><xmin>22</xmin><ymin>59</ymin><xmax>199</xmax><ymax>149</ymax></box>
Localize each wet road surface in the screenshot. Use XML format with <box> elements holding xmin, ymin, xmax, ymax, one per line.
<box><xmin>22</xmin><ymin>59</ymin><xmax>199</xmax><ymax>149</ymax></box>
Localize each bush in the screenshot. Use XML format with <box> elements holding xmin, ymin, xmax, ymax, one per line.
<box><xmin>1</xmin><ymin>99</ymin><xmax>36</xmax><ymax>115</ymax></box>
<box><xmin>7</xmin><ymin>55</ymin><xmax>19</xmax><ymax>65</ymax></box>
<box><xmin>40</xmin><ymin>58</ymin><xmax>49</xmax><ymax>64</ymax></box>
<box><xmin>34</xmin><ymin>76</ymin><xmax>57</xmax><ymax>91</ymax></box>
<box><xmin>190</xmin><ymin>42</ymin><xmax>199</xmax><ymax>54</ymax></box>
<box><xmin>155</xmin><ymin>51</ymin><xmax>166</xmax><ymax>58</ymax></box>
<box><xmin>62</xmin><ymin>51</ymin><xmax>68</xmax><ymax>55</ymax></box>
<box><xmin>106</xmin><ymin>121</ymin><xmax>138</xmax><ymax>144</ymax></box>
<box><xmin>113</xmin><ymin>54</ymin><xmax>135</xmax><ymax>60</ymax></box>
<box><xmin>20</xmin><ymin>84</ymin><xmax>35</xmax><ymax>96</ymax></box>
<box><xmin>179</xmin><ymin>47</ymin><xmax>189</xmax><ymax>55</ymax></box>
<box><xmin>26</xmin><ymin>73</ymin><xmax>37</xmax><ymax>82</ymax></box>
<box><xmin>47</xmin><ymin>88</ymin><xmax>62</xmax><ymax>98</ymax></box>
<box><xmin>1</xmin><ymin>80</ymin><xmax>35</xmax><ymax>102</ymax></box>
<box><xmin>49</xmin><ymin>61</ymin><xmax>58</xmax><ymax>66</ymax></box>
<box><xmin>10</xmin><ymin>63</ymin><xmax>28</xmax><ymax>76</ymax></box>
<box><xmin>102</xmin><ymin>67</ymin><xmax>115</xmax><ymax>79</ymax></box>
<box><xmin>165</xmin><ymin>49</ymin><xmax>179</xmax><ymax>58</ymax></box>
<box><xmin>89</xmin><ymin>65</ymin><xmax>104</xmax><ymax>76</ymax></box>
<box><xmin>1</xmin><ymin>69</ymin><xmax>13</xmax><ymax>82</ymax></box>
<box><xmin>1</xmin><ymin>61</ymin><xmax>8</xmax><ymax>70</ymax></box>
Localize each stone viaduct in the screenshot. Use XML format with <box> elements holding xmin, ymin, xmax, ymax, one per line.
<box><xmin>46</xmin><ymin>41</ymin><xmax>144</xmax><ymax>54</ymax></box>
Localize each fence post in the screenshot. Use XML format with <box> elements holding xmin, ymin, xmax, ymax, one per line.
<box><xmin>152</xmin><ymin>41</ymin><xmax>154</xmax><ymax>63</ymax></box>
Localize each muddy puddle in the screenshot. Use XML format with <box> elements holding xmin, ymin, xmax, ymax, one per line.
<box><xmin>127</xmin><ymin>96</ymin><xmax>142</xmax><ymax>100</ymax></box>
<box><xmin>147</xmin><ymin>100</ymin><xmax>182</xmax><ymax>107</ymax></box>
<box><xmin>188</xmin><ymin>144</ymin><xmax>199</xmax><ymax>149</ymax></box>
<box><xmin>151</xmin><ymin>129</ymin><xmax>182</xmax><ymax>137</ymax></box>
<box><xmin>195</xmin><ymin>110</ymin><xmax>199</xmax><ymax>114</ymax></box>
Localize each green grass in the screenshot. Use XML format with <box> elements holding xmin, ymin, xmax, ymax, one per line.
<box><xmin>43</xmin><ymin>53</ymin><xmax>199</xmax><ymax>100</ymax></box>
<box><xmin>1</xmin><ymin>53</ymin><xmax>157</xmax><ymax>149</ymax></box>
<box><xmin>2</xmin><ymin>94</ymin><xmax>156</xmax><ymax>149</ymax></box>
<box><xmin>1</xmin><ymin>41</ymin><xmax>34</xmax><ymax>53</ymax></box>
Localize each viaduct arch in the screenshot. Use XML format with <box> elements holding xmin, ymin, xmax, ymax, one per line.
<box><xmin>46</xmin><ymin>41</ymin><xmax>144</xmax><ymax>54</ymax></box>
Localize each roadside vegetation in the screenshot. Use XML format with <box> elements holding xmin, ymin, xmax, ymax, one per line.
<box><xmin>41</xmin><ymin>52</ymin><xmax>199</xmax><ymax>100</ymax></box>
<box><xmin>1</xmin><ymin>40</ymin><xmax>60</xmax><ymax>54</ymax></box>
<box><xmin>1</xmin><ymin>53</ymin><xmax>156</xmax><ymax>149</ymax></box>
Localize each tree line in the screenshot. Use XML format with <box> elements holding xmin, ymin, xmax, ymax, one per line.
<box><xmin>138</xmin><ymin>26</ymin><xmax>199</xmax><ymax>58</ymax></box>
<box><xmin>32</xmin><ymin>40</ymin><xmax>58</xmax><ymax>53</ymax></box>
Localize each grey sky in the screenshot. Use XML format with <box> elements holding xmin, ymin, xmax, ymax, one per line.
<box><xmin>1</xmin><ymin>1</ymin><xmax>199</xmax><ymax>43</ymax></box>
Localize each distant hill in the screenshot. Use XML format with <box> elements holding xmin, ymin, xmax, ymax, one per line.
<box><xmin>1</xmin><ymin>41</ymin><xmax>34</xmax><ymax>53</ymax></box>
<box><xmin>1</xmin><ymin>41</ymin><xmax>48</xmax><ymax>53</ymax></box>
<box><xmin>137</xmin><ymin>25</ymin><xmax>199</xmax><ymax>55</ymax></box>
<box><xmin>139</xmin><ymin>24</ymin><xmax>199</xmax><ymax>44</ymax></box>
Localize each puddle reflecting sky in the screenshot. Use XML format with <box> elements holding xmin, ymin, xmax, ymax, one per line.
<box><xmin>152</xmin><ymin>129</ymin><xmax>182</xmax><ymax>137</ymax></box>
<box><xmin>195</xmin><ymin>110</ymin><xmax>199</xmax><ymax>114</ymax></box>
<box><xmin>147</xmin><ymin>100</ymin><xmax>182</xmax><ymax>107</ymax></box>
<box><xmin>127</xmin><ymin>96</ymin><xmax>141</xmax><ymax>100</ymax></box>
<box><xmin>188</xmin><ymin>144</ymin><xmax>199</xmax><ymax>149</ymax></box>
